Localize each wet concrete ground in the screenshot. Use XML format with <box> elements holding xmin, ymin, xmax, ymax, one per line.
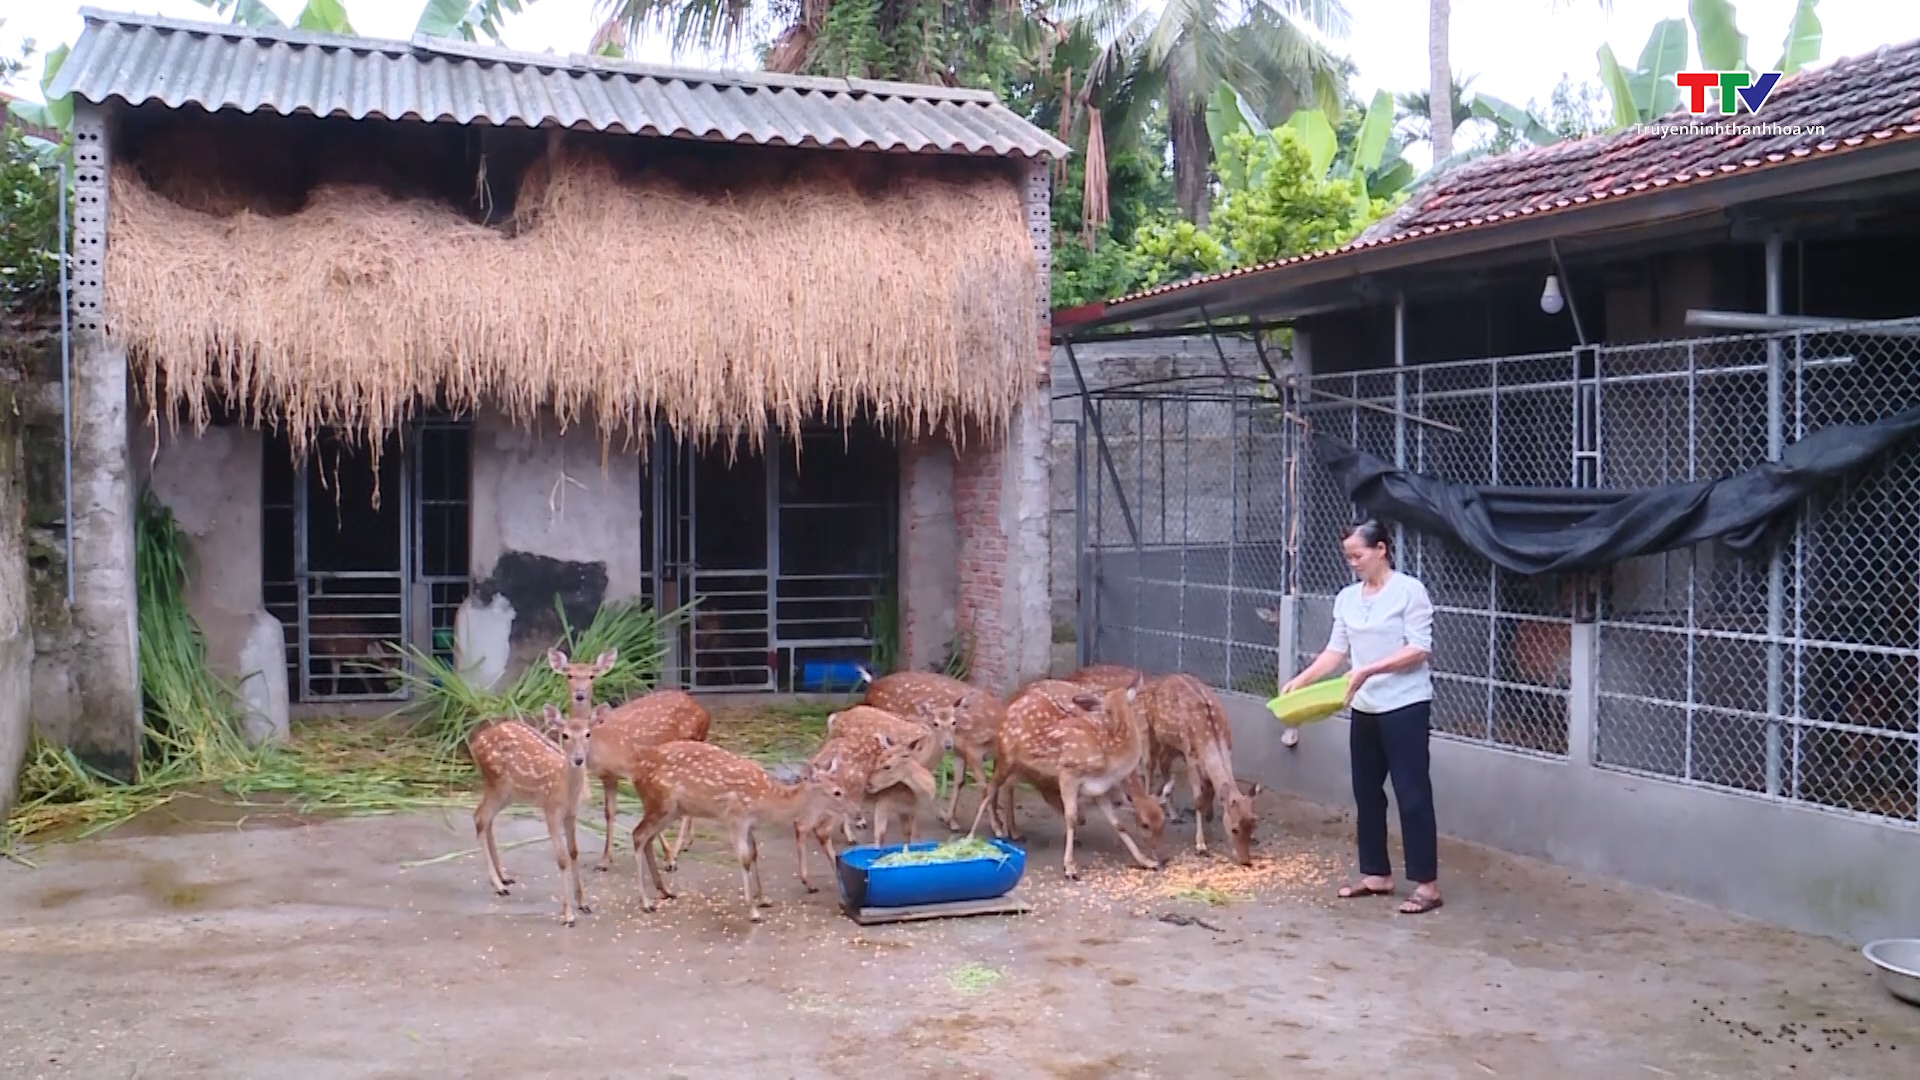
<box><xmin>3</xmin><ymin>788</ymin><xmax>1916</xmax><ymax>1079</ymax></box>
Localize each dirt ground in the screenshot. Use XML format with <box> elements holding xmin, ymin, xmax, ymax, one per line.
<box><xmin>3</xmin><ymin>783</ymin><xmax>1917</xmax><ymax>1080</ymax></box>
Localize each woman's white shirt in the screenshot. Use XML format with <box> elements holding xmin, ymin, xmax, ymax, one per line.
<box><xmin>1326</xmin><ymin>571</ymin><xmax>1435</xmax><ymax>714</ymax></box>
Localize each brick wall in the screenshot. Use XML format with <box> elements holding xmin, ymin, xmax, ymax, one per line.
<box><xmin>948</xmin><ymin>157</ymin><xmax>1053</xmax><ymax>693</ymax></box>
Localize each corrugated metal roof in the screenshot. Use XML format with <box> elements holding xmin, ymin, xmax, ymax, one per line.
<box><xmin>49</xmin><ymin>7</ymin><xmax>1069</xmax><ymax>159</ymax></box>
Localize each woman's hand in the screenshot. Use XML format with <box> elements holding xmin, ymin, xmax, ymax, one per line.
<box><xmin>1343</xmin><ymin>666</ymin><xmax>1374</xmax><ymax>706</ymax></box>
<box><xmin>1279</xmin><ymin>674</ymin><xmax>1308</xmax><ymax>696</ymax></box>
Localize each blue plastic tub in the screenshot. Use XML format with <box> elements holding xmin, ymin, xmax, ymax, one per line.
<box><xmin>800</xmin><ymin>659</ymin><xmax>867</xmax><ymax>693</ymax></box>
<box><xmin>835</xmin><ymin>839</ymin><xmax>1027</xmax><ymax>910</ymax></box>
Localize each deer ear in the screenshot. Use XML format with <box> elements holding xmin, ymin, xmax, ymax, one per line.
<box><xmin>952</xmin><ymin>695</ymin><xmax>968</xmax><ymax>708</ymax></box>
<box><xmin>541</xmin><ymin>703</ymin><xmax>563</xmax><ymax>728</ymax></box>
<box><xmin>590</xmin><ymin>703</ymin><xmax>612</xmax><ymax>725</ymax></box>
<box><xmin>546</xmin><ymin>649</ymin><xmax>569</xmax><ymax>674</ymax></box>
<box><xmin>592</xmin><ymin>649</ymin><xmax>617</xmax><ymax>675</ymax></box>
<box><xmin>1072</xmin><ymin>693</ymin><xmax>1101</xmax><ymax>711</ymax></box>
<box><xmin>875</xmin><ymin>733</ymin><xmax>894</xmax><ymax>749</ymax></box>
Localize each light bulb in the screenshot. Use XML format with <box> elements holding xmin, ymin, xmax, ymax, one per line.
<box><xmin>1540</xmin><ymin>274</ymin><xmax>1564</xmax><ymax>315</ymax></box>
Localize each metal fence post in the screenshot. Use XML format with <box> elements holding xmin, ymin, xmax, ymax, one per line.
<box><xmin>1074</xmin><ymin>416</ymin><xmax>1090</xmax><ymax>669</ymax></box>
<box><xmin>1765</xmin><ymin>235</ymin><xmax>1786</xmax><ymax>797</ymax></box>
<box><xmin>1392</xmin><ymin>297</ymin><xmax>1408</xmax><ymax>557</ymax></box>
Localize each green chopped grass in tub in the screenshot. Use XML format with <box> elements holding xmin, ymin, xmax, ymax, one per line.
<box><xmin>870</xmin><ymin>837</ymin><xmax>1006</xmax><ymax>869</ymax></box>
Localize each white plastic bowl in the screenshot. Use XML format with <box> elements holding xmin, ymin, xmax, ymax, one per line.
<box><xmin>1862</xmin><ymin>938</ymin><xmax>1920</xmax><ymax>1007</ymax></box>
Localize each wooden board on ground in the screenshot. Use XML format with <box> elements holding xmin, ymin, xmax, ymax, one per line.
<box><xmin>843</xmin><ymin>893</ymin><xmax>1033</xmax><ymax>925</ymax></box>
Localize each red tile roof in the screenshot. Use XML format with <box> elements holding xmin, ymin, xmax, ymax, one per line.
<box><xmin>1076</xmin><ymin>37</ymin><xmax>1920</xmax><ymax>316</ymax></box>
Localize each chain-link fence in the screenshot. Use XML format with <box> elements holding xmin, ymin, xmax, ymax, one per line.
<box><xmin>1075</xmin><ymin>376</ymin><xmax>1291</xmax><ymax>697</ymax></box>
<box><xmin>1071</xmin><ymin>324</ymin><xmax>1920</xmax><ymax>827</ymax></box>
<box><xmin>1593</xmin><ymin>325</ymin><xmax>1920</xmax><ymax>824</ymax></box>
<box><xmin>1290</xmin><ymin>355</ymin><xmax>1580</xmax><ymax>758</ymax></box>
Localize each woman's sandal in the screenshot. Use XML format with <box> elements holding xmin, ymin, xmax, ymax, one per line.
<box><xmin>1337</xmin><ymin>881</ymin><xmax>1394</xmax><ymax>899</ymax></box>
<box><xmin>1397</xmin><ymin>893</ymin><xmax>1444</xmax><ymax>915</ymax></box>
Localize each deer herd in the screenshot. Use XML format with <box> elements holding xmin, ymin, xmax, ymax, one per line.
<box><xmin>467</xmin><ymin>651</ymin><xmax>1263</xmax><ymax>925</ymax></box>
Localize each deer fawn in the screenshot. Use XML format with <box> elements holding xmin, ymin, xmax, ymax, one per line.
<box><xmin>824</xmin><ymin>703</ymin><xmax>956</xmax><ymax>842</ymax></box>
<box><xmin>859</xmin><ymin>668</ymin><xmax>1004</xmax><ymax>831</ymax></box>
<box><xmin>971</xmin><ymin>677</ymin><xmax>1165</xmax><ymax>879</ymax></box>
<box><xmin>468</xmin><ymin>703</ymin><xmax>606</xmax><ymax>926</ymax></box>
<box><xmin>547</xmin><ymin>648</ymin><xmax>710</xmax><ymax>872</ymax></box>
<box><xmin>1140</xmin><ymin>674</ymin><xmax>1262</xmax><ymax>865</ymax></box>
<box><xmin>621</xmin><ymin>740</ymin><xmax>860</xmax><ymax>922</ymax></box>
<box><xmin>794</xmin><ymin>733</ymin><xmax>935</xmax><ymax>892</ymax></box>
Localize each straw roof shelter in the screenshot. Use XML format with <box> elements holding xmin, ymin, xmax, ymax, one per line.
<box><xmin>51</xmin><ymin>7</ymin><xmax>1070</xmax><ymax>457</ymax></box>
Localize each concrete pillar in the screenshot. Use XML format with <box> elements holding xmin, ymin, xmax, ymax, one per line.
<box><xmin>0</xmin><ymin>393</ymin><xmax>33</xmax><ymax>822</ymax></box>
<box><xmin>897</xmin><ymin>437</ymin><xmax>957</xmax><ymax>673</ymax></box>
<box><xmin>1568</xmin><ymin>622</ymin><xmax>1597</xmax><ymax>768</ymax></box>
<box><xmin>65</xmin><ymin>101</ymin><xmax>142</xmax><ymax>779</ymax></box>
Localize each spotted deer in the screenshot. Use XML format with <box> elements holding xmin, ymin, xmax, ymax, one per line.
<box><xmin>1140</xmin><ymin>673</ymin><xmax>1262</xmax><ymax>865</ymax></box>
<box><xmin>824</xmin><ymin>703</ymin><xmax>956</xmax><ymax>840</ymax></box>
<box><xmin>548</xmin><ymin>647</ymin><xmax>714</xmax><ymax>871</ymax></box>
<box><xmin>857</xmin><ymin>668</ymin><xmax>999</xmax><ymax>830</ymax></box>
<box><xmin>793</xmin><ymin>733</ymin><xmax>936</xmax><ymax>891</ymax></box>
<box><xmin>970</xmin><ymin>677</ymin><xmax>1165</xmax><ymax>879</ymax></box>
<box><xmin>467</xmin><ymin>702</ymin><xmax>606</xmax><ymax>926</ymax></box>
<box><xmin>621</xmin><ymin>740</ymin><xmax>861</xmax><ymax>921</ymax></box>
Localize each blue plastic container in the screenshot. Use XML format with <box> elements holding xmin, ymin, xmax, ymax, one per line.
<box><xmin>800</xmin><ymin>659</ymin><xmax>868</xmax><ymax>693</ymax></box>
<box><xmin>835</xmin><ymin>839</ymin><xmax>1027</xmax><ymax>910</ymax></box>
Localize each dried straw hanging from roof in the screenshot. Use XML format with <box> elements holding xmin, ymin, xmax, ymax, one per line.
<box><xmin>106</xmin><ymin>143</ymin><xmax>1040</xmax><ymax>461</ymax></box>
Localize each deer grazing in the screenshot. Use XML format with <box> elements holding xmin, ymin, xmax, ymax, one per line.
<box><xmin>859</xmin><ymin>668</ymin><xmax>1005</xmax><ymax>831</ymax></box>
<box><xmin>546</xmin><ymin>648</ymin><xmax>711</xmax><ymax>873</ymax></box>
<box><xmin>971</xmin><ymin>677</ymin><xmax>1165</xmax><ymax>879</ymax></box>
<box><xmin>467</xmin><ymin>702</ymin><xmax>605</xmax><ymax>926</ymax></box>
<box><xmin>824</xmin><ymin>703</ymin><xmax>956</xmax><ymax>841</ymax></box>
<box><xmin>1140</xmin><ymin>673</ymin><xmax>1261</xmax><ymax>865</ymax></box>
<box><xmin>794</xmin><ymin>733</ymin><xmax>936</xmax><ymax>892</ymax></box>
<box><xmin>621</xmin><ymin>740</ymin><xmax>861</xmax><ymax>921</ymax></box>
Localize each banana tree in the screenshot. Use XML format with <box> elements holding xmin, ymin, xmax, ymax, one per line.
<box><xmin>1596</xmin><ymin>0</ymin><xmax>1823</xmax><ymax>132</ymax></box>
<box><xmin>414</xmin><ymin>0</ymin><xmax>540</xmax><ymax>45</ymax></box>
<box><xmin>1690</xmin><ymin>0</ymin><xmax>1824</xmax><ymax>76</ymax></box>
<box><xmin>191</xmin><ymin>0</ymin><xmax>356</xmax><ymax>33</ymax></box>
<box><xmin>1596</xmin><ymin>16</ymin><xmax>1688</xmax><ymax>129</ymax></box>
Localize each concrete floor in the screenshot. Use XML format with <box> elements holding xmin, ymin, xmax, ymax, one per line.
<box><xmin>2</xmin><ymin>788</ymin><xmax>1916</xmax><ymax>1079</ymax></box>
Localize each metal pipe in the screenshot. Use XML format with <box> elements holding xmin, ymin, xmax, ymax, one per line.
<box><xmin>1074</xmin><ymin>417</ymin><xmax>1089</xmax><ymax>668</ymax></box>
<box><xmin>1549</xmin><ymin>239</ymin><xmax>1589</xmax><ymax>347</ymax></box>
<box><xmin>1684</xmin><ymin>309</ymin><xmax>1920</xmax><ymax>335</ymax></box>
<box><xmin>1063</xmin><ymin>341</ymin><xmax>1141</xmax><ymax>546</ymax></box>
<box><xmin>1392</xmin><ymin>296</ymin><xmax>1408</xmax><ymax>557</ymax></box>
<box><xmin>1764</xmin><ymin>234</ymin><xmax>1786</xmax><ymax>797</ymax></box>
<box><xmin>59</xmin><ymin>159</ymin><xmax>73</xmax><ymax>606</ymax></box>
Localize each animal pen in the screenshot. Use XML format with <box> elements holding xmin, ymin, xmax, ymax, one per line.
<box><xmin>45</xmin><ymin>10</ymin><xmax>1063</xmax><ymax>734</ymax></box>
<box><xmin>1069</xmin><ymin>321</ymin><xmax>1920</xmax><ymax>829</ymax></box>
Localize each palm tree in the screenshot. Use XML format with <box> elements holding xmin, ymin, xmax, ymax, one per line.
<box><xmin>1069</xmin><ymin>0</ymin><xmax>1350</xmax><ymax>227</ymax></box>
<box><xmin>1427</xmin><ymin>0</ymin><xmax>1611</xmax><ymax>164</ymax></box>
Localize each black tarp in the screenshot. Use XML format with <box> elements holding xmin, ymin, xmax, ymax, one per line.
<box><xmin>1311</xmin><ymin>405</ymin><xmax>1920</xmax><ymax>575</ymax></box>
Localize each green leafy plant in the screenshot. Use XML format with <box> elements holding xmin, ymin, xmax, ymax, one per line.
<box><xmin>866</xmin><ymin>579</ymin><xmax>899</xmax><ymax>677</ymax></box>
<box><xmin>394</xmin><ymin>595</ymin><xmax>684</xmax><ymax>763</ymax></box>
<box><xmin>1596</xmin><ymin>0</ymin><xmax>1823</xmax><ymax>133</ymax></box>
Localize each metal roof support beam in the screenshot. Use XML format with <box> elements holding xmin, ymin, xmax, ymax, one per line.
<box><xmin>1063</xmin><ymin>341</ymin><xmax>1140</xmax><ymax>547</ymax></box>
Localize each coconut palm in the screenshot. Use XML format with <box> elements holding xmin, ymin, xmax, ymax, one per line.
<box><xmin>1067</xmin><ymin>0</ymin><xmax>1350</xmax><ymax>227</ymax></box>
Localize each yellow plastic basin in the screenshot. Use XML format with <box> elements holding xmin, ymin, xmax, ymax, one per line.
<box><xmin>1267</xmin><ymin>677</ymin><xmax>1348</xmax><ymax>725</ymax></box>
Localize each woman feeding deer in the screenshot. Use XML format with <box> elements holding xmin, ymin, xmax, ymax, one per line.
<box><xmin>1280</xmin><ymin>519</ymin><xmax>1443</xmax><ymax>916</ymax></box>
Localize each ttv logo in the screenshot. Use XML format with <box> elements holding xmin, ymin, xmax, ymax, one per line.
<box><xmin>1674</xmin><ymin>71</ymin><xmax>1784</xmax><ymax>115</ymax></box>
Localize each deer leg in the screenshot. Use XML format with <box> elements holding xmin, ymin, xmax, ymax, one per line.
<box><xmin>662</xmin><ymin>815</ymin><xmax>694</xmax><ymax>871</ymax></box>
<box><xmin>793</xmin><ymin>822</ymin><xmax>818</xmax><ymax>893</ymax></box>
<box><xmin>1190</xmin><ymin>766</ymin><xmax>1214</xmax><ymax>856</ymax></box>
<box><xmin>596</xmin><ymin>774</ymin><xmax>620</xmax><ymax>872</ymax></box>
<box><xmin>967</xmin><ymin>771</ymin><xmax>1002</xmax><ymax>839</ymax></box>
<box><xmin>943</xmin><ymin>750</ymin><xmax>969</xmax><ymax>831</ymax></box>
<box><xmin>1058</xmin><ymin>777</ymin><xmax>1083</xmax><ymax>880</ymax></box>
<box><xmin>1098</xmin><ymin>792</ymin><xmax>1161</xmax><ymax>871</ymax></box>
<box><xmin>474</xmin><ymin>786</ymin><xmax>515</xmax><ymax>894</ymax></box>
<box><xmin>545</xmin><ymin>809</ymin><xmax>578</xmax><ymax>927</ymax></box>
<box><xmin>564</xmin><ymin>808</ymin><xmax>591</xmax><ymax>916</ymax></box>
<box><xmin>730</xmin><ymin>824</ymin><xmax>763</xmax><ymax>921</ymax></box>
<box><xmin>630</xmin><ymin>808</ymin><xmax>676</xmax><ymax>910</ymax></box>
<box><xmin>747</xmin><ymin>830</ymin><xmax>770</xmax><ymax>909</ymax></box>
<box><xmin>871</xmin><ymin>799</ymin><xmax>890</xmax><ymax>847</ymax></box>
